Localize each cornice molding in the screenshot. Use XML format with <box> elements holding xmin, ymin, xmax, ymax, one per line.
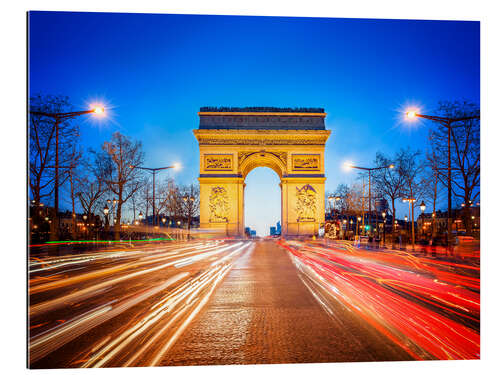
<box><xmin>193</xmin><ymin>129</ymin><xmax>331</xmax><ymax>145</ymax></box>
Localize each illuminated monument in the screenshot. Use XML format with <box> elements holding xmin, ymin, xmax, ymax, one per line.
<box><xmin>194</xmin><ymin>107</ymin><xmax>331</xmax><ymax>237</ymax></box>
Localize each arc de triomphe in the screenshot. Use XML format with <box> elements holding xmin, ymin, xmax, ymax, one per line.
<box><xmin>194</xmin><ymin>107</ymin><xmax>331</xmax><ymax>237</ymax></box>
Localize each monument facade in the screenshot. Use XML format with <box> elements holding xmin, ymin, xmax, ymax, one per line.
<box><xmin>194</xmin><ymin>107</ymin><xmax>331</xmax><ymax>237</ymax></box>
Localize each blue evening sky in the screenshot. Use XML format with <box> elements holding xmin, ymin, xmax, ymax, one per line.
<box><xmin>28</xmin><ymin>12</ymin><xmax>479</xmax><ymax>236</ymax></box>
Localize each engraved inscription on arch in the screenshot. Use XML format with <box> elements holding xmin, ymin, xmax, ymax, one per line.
<box><xmin>204</xmin><ymin>154</ymin><xmax>233</xmax><ymax>170</ymax></box>
<box><xmin>292</xmin><ymin>154</ymin><xmax>320</xmax><ymax>171</ymax></box>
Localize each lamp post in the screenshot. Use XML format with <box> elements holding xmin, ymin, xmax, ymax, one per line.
<box><xmin>381</xmin><ymin>211</ymin><xmax>386</xmax><ymax>245</ymax></box>
<box><xmin>405</xmin><ymin>111</ymin><xmax>479</xmax><ymax>248</ymax></box>
<box><xmin>103</xmin><ymin>205</ymin><xmax>110</xmax><ymax>240</ymax></box>
<box><xmin>402</xmin><ymin>198</ymin><xmax>416</xmax><ymax>249</ymax></box>
<box><xmin>129</xmin><ymin>163</ymin><xmax>180</xmax><ymax>227</ymax></box>
<box><xmin>419</xmin><ymin>200</ymin><xmax>426</xmax><ymax>241</ymax></box>
<box><xmin>29</xmin><ymin>106</ymin><xmax>105</xmax><ymax>240</ymax></box>
<box><xmin>345</xmin><ymin>163</ymin><xmax>394</xmax><ymax>236</ymax></box>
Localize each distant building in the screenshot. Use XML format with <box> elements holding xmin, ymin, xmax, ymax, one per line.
<box><xmin>270</xmin><ymin>226</ymin><xmax>276</xmax><ymax>235</ymax></box>
<box><xmin>276</xmin><ymin>221</ymin><xmax>281</xmax><ymax>235</ymax></box>
<box><xmin>374</xmin><ymin>198</ymin><xmax>389</xmax><ymax>213</ymax></box>
<box><xmin>250</xmin><ymin>230</ymin><xmax>257</xmax><ymax>237</ymax></box>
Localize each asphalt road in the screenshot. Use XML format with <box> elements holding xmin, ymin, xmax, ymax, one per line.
<box><xmin>28</xmin><ymin>238</ymin><xmax>479</xmax><ymax>368</ymax></box>
<box><xmin>162</xmin><ymin>239</ymin><xmax>413</xmax><ymax>365</ymax></box>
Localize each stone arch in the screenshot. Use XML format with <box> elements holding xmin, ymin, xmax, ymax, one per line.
<box><xmin>239</xmin><ymin>151</ymin><xmax>286</xmax><ymax>179</ymax></box>
<box><xmin>194</xmin><ymin>107</ymin><xmax>331</xmax><ymax>237</ymax></box>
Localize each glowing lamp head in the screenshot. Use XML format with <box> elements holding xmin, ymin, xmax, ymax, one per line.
<box><xmin>389</xmin><ymin>164</ymin><xmax>395</xmax><ymax>169</ymax></box>
<box><xmin>406</xmin><ymin>111</ymin><xmax>417</xmax><ymax>119</ymax></box>
<box><xmin>419</xmin><ymin>201</ymin><xmax>426</xmax><ymax>212</ymax></box>
<box><xmin>342</xmin><ymin>161</ymin><xmax>353</xmax><ymax>172</ymax></box>
<box><xmin>173</xmin><ymin>163</ymin><xmax>181</xmax><ymax>170</ymax></box>
<box><xmin>92</xmin><ymin>106</ymin><xmax>105</xmax><ymax>115</ymax></box>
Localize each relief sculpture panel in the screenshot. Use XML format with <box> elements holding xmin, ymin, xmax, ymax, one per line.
<box><xmin>209</xmin><ymin>186</ymin><xmax>230</xmax><ymax>222</ymax></box>
<box><xmin>295</xmin><ymin>184</ymin><xmax>317</xmax><ymax>222</ymax></box>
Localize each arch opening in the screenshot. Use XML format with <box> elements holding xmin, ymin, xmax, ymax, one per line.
<box><xmin>244</xmin><ymin>167</ymin><xmax>281</xmax><ymax>237</ymax></box>
<box><xmin>239</xmin><ymin>151</ymin><xmax>286</xmax><ymax>180</ymax></box>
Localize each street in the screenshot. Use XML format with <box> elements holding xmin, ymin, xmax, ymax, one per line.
<box><xmin>29</xmin><ymin>238</ymin><xmax>479</xmax><ymax>368</ymax></box>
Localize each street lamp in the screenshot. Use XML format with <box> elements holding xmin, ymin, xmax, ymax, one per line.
<box><xmin>419</xmin><ymin>201</ymin><xmax>426</xmax><ymax>212</ymax></box>
<box><xmin>29</xmin><ymin>105</ymin><xmax>105</xmax><ymax>240</ymax></box>
<box><xmin>183</xmin><ymin>194</ymin><xmax>196</xmax><ymax>234</ymax></box>
<box><xmin>129</xmin><ymin>163</ymin><xmax>180</xmax><ymax>227</ymax></box>
<box><xmin>103</xmin><ymin>205</ymin><xmax>110</xmax><ymax>235</ymax></box>
<box><xmin>344</xmin><ymin>163</ymin><xmax>394</xmax><ymax>236</ymax></box>
<box><xmin>402</xmin><ymin>197</ymin><xmax>416</xmax><ymax>249</ymax></box>
<box><xmin>405</xmin><ymin>110</ymin><xmax>480</xmax><ymax>247</ymax></box>
<box><xmin>381</xmin><ymin>211</ymin><xmax>387</xmax><ymax>245</ymax></box>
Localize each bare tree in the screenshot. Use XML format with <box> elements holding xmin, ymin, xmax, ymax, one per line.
<box><xmin>75</xmin><ymin>152</ymin><xmax>108</xmax><ymax>219</ymax></box>
<box><xmin>135</xmin><ymin>177</ymin><xmax>153</xmax><ymax>222</ymax></box>
<box><xmin>155</xmin><ymin>177</ymin><xmax>175</xmax><ymax>220</ymax></box>
<box><xmin>397</xmin><ymin>147</ymin><xmax>430</xmax><ymax>247</ymax></box>
<box><xmin>345</xmin><ymin>183</ymin><xmax>365</xmax><ymax>215</ymax></box>
<box><xmin>28</xmin><ymin>95</ymin><xmax>78</xmax><ymax>205</ymax></box>
<box><xmin>179</xmin><ymin>184</ymin><xmax>200</xmax><ymax>230</ymax></box>
<box><xmin>329</xmin><ymin>183</ymin><xmax>350</xmax><ymax>214</ymax></box>
<box><xmin>429</xmin><ymin>100</ymin><xmax>480</xmax><ymax>234</ymax></box>
<box><xmin>425</xmin><ymin>146</ymin><xmax>446</xmax><ymax>239</ymax></box>
<box><xmin>372</xmin><ymin>151</ymin><xmax>405</xmax><ymax>233</ymax></box>
<box><xmin>159</xmin><ymin>182</ymin><xmax>184</xmax><ymax>224</ymax></box>
<box><xmin>62</xmin><ymin>144</ymin><xmax>83</xmax><ymax>239</ymax></box>
<box><xmin>97</xmin><ymin>132</ymin><xmax>145</xmax><ymax>239</ymax></box>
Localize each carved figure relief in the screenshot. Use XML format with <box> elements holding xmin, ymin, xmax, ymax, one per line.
<box><xmin>296</xmin><ymin>184</ymin><xmax>317</xmax><ymax>222</ymax></box>
<box><xmin>204</xmin><ymin>154</ymin><xmax>233</xmax><ymax>170</ymax></box>
<box><xmin>292</xmin><ymin>154</ymin><xmax>320</xmax><ymax>171</ymax></box>
<box><xmin>209</xmin><ymin>186</ymin><xmax>230</xmax><ymax>222</ymax></box>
